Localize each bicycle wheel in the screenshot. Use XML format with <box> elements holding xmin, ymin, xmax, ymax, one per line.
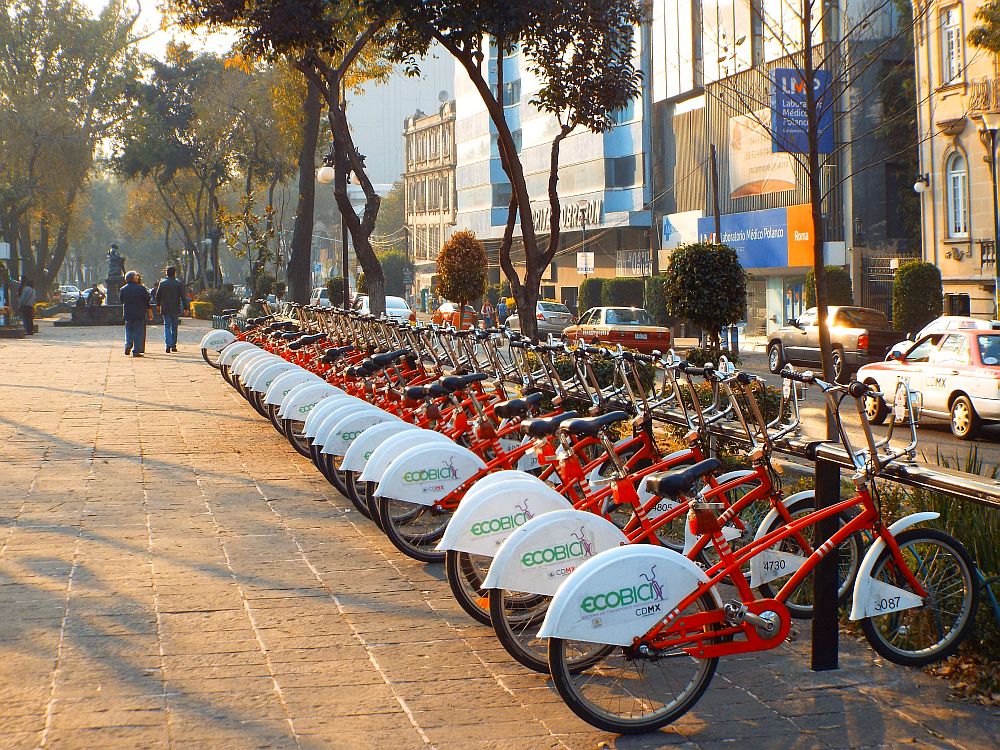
<box><xmin>548</xmin><ymin>591</ymin><xmax>719</xmax><ymax>734</ymax></box>
<box><xmin>445</xmin><ymin>550</ymin><xmax>493</xmax><ymax>626</ymax></box>
<box><xmin>202</xmin><ymin>347</ymin><xmax>223</xmax><ymax>368</ymax></box>
<box><xmin>283</xmin><ymin>418</ymin><xmax>312</xmax><ymax>457</ymax></box>
<box><xmin>322</xmin><ymin>453</ymin><xmax>350</xmax><ymax>496</ymax></box>
<box><xmin>365</xmin><ymin>482</ymin><xmax>385</xmax><ymax>531</ymax></box>
<box><xmin>756</xmin><ymin>497</ymin><xmax>863</xmax><ymax>618</ymax></box>
<box><xmin>268</xmin><ymin>403</ymin><xmax>286</xmax><ymax>435</ymax></box>
<box><xmin>343</xmin><ymin>470</ymin><xmax>374</xmax><ymax>520</ymax></box>
<box><xmin>376</xmin><ymin>496</ymin><xmax>449</xmax><ymax>563</ymax></box>
<box><xmin>860</xmin><ymin>528</ymin><xmax>978</xmax><ymax>666</ymax></box>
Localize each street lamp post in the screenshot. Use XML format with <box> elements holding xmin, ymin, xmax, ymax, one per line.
<box><xmin>983</xmin><ymin>111</ymin><xmax>1000</xmax><ymax>317</ymax></box>
<box><xmin>576</xmin><ymin>198</ymin><xmax>590</xmax><ymax>281</ymax></box>
<box><xmin>317</xmin><ymin>160</ymin><xmax>351</xmax><ymax>308</ymax></box>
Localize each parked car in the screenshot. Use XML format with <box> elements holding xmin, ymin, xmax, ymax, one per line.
<box><xmin>58</xmin><ymin>285</ymin><xmax>81</xmax><ymax>303</ymax></box>
<box><xmin>431</xmin><ymin>301</ymin><xmax>478</xmax><ymax>328</ymax></box>
<box><xmin>309</xmin><ymin>287</ymin><xmax>332</xmax><ymax>307</ymax></box>
<box><xmin>857</xmin><ymin>330</ymin><xmax>1000</xmax><ymax>440</ymax></box>
<box><xmin>506</xmin><ymin>301</ymin><xmax>576</xmax><ymax>336</ymax></box>
<box><xmin>562</xmin><ymin>307</ymin><xmax>671</xmax><ymax>354</ymax></box>
<box><xmin>767</xmin><ymin>306</ymin><xmax>898</xmax><ymax>382</ymax></box>
<box><xmin>354</xmin><ymin>294</ymin><xmax>416</xmax><ymax>323</ymax></box>
<box><xmin>885</xmin><ymin>315</ymin><xmax>998</xmax><ymax>360</ymax></box>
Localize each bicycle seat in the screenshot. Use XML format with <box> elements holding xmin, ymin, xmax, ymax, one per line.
<box><xmin>370</xmin><ymin>348</ymin><xmax>411</xmax><ymax>369</ymax></box>
<box><xmin>404</xmin><ymin>383</ymin><xmax>449</xmax><ymax>400</ymax></box>
<box><xmin>440</xmin><ymin>373</ymin><xmax>489</xmax><ymax>392</ymax></box>
<box><xmin>279</xmin><ymin>331</ymin><xmax>302</xmax><ymax>341</ymax></box>
<box><xmin>493</xmin><ymin>392</ymin><xmax>544</xmax><ymax>420</ymax></box>
<box><xmin>520</xmin><ymin>411</ymin><xmax>579</xmax><ymax>438</ymax></box>
<box><xmin>645</xmin><ymin>458</ymin><xmax>721</xmax><ymax>498</ymax></box>
<box><xmin>559</xmin><ymin>411</ymin><xmax>630</xmax><ymax>437</ymax></box>
<box><xmin>346</xmin><ymin>362</ymin><xmax>373</xmax><ymax>378</ymax></box>
<box><xmin>321</xmin><ymin>345</ymin><xmax>354</xmax><ymax>364</ymax></box>
<box><xmin>287</xmin><ymin>333</ymin><xmax>327</xmax><ymax>350</ymax></box>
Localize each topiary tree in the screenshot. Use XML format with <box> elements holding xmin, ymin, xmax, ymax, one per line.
<box><xmin>600</xmin><ymin>277</ymin><xmax>646</xmax><ymax>307</ymax></box>
<box><xmin>578</xmin><ymin>277</ymin><xmax>603</xmax><ymax>314</ymax></box>
<box><xmin>805</xmin><ymin>265</ymin><xmax>853</xmax><ymax>308</ymax></box>
<box><xmin>664</xmin><ymin>242</ymin><xmax>746</xmax><ymax>355</ymax></box>
<box><xmin>436</xmin><ymin>230</ymin><xmax>488</xmax><ymax>331</ymax></box>
<box><xmin>893</xmin><ymin>260</ymin><xmax>943</xmax><ymax>334</ymax></box>
<box><xmin>326</xmin><ymin>276</ymin><xmax>346</xmax><ymax>307</ymax></box>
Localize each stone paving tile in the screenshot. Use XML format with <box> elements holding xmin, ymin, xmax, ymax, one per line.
<box><xmin>0</xmin><ymin>321</ymin><xmax>997</xmax><ymax>750</ymax></box>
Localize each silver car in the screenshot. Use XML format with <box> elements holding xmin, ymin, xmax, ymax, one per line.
<box><xmin>506</xmin><ymin>301</ymin><xmax>576</xmax><ymax>336</ymax></box>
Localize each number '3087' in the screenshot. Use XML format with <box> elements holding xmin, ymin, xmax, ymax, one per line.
<box><xmin>873</xmin><ymin>596</ymin><xmax>901</xmax><ymax>612</ymax></box>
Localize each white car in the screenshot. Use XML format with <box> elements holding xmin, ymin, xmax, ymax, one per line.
<box><xmin>353</xmin><ymin>295</ymin><xmax>415</xmax><ymax>323</ymax></box>
<box><xmin>886</xmin><ymin>315</ymin><xmax>998</xmax><ymax>360</ymax></box>
<box><xmin>309</xmin><ymin>287</ymin><xmax>333</xmax><ymax>307</ymax></box>
<box><xmin>58</xmin><ymin>285</ymin><xmax>81</xmax><ymax>303</ymax></box>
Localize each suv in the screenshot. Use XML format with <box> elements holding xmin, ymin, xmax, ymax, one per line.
<box><xmin>768</xmin><ymin>306</ymin><xmax>899</xmax><ymax>382</ymax></box>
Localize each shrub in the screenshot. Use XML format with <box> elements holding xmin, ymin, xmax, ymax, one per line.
<box><xmin>356</xmin><ymin>271</ymin><xmax>368</xmax><ymax>295</ymax></box>
<box><xmin>684</xmin><ymin>346</ymin><xmax>742</xmax><ymax>366</ymax></box>
<box><xmin>665</xmin><ymin>242</ymin><xmax>746</xmax><ymax>354</ymax></box>
<box><xmin>892</xmin><ymin>260</ymin><xmax>943</xmax><ymax>334</ymax></box>
<box><xmin>578</xmin><ymin>278</ymin><xmax>603</xmax><ymax>314</ymax></box>
<box><xmin>378</xmin><ymin>249</ymin><xmax>414</xmax><ymax>297</ymax></box>
<box><xmin>601</xmin><ymin>277</ymin><xmax>645</xmax><ymax>307</ymax></box>
<box><xmin>644</xmin><ymin>275</ymin><xmax>670</xmax><ymax>325</ymax></box>
<box><xmin>326</xmin><ymin>276</ymin><xmax>346</xmax><ymax>307</ymax></box>
<box><xmin>805</xmin><ymin>265</ymin><xmax>854</xmax><ymax>308</ymax></box>
<box><xmin>196</xmin><ymin>284</ymin><xmax>241</xmax><ymax>314</ymax></box>
<box><xmin>190</xmin><ymin>301</ymin><xmax>214</xmax><ymax>319</ymax></box>
<box><xmin>252</xmin><ymin>271</ymin><xmax>276</xmax><ymax>300</ymax></box>
<box><xmin>437</xmin><ymin>230</ymin><xmax>487</xmax><ymax>328</ymax></box>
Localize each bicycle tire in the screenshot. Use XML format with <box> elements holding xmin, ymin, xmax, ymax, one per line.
<box><xmin>365</xmin><ymin>482</ymin><xmax>385</xmax><ymax>531</ymax></box>
<box><xmin>322</xmin><ymin>453</ymin><xmax>350</xmax><ymax>496</ymax></box>
<box><xmin>268</xmin><ymin>403</ymin><xmax>286</xmax><ymax>435</ymax></box>
<box><xmin>445</xmin><ymin>550</ymin><xmax>493</xmax><ymax>626</ymax></box>
<box><xmin>376</xmin><ymin>496</ymin><xmax>448</xmax><ymax>564</ymax></box>
<box><xmin>220</xmin><ymin>364</ymin><xmax>235</xmax><ymax>385</ymax></box>
<box><xmin>343</xmin><ymin>470</ymin><xmax>373</xmax><ymax>519</ymax></box>
<box><xmin>283</xmin><ymin>418</ymin><xmax>312</xmax><ymax>457</ymax></box>
<box><xmin>860</xmin><ymin>528</ymin><xmax>978</xmax><ymax>666</ymax></box>
<box><xmin>202</xmin><ymin>347</ymin><xmax>223</xmax><ymax>368</ymax></box>
<box><xmin>489</xmin><ymin>588</ymin><xmax>559</xmax><ymax>673</ymax></box>
<box><xmin>548</xmin><ymin>591</ymin><xmax>720</xmax><ymax>734</ymax></box>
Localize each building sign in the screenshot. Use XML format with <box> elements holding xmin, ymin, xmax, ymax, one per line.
<box><xmin>729</xmin><ymin>111</ymin><xmax>796</xmax><ymax>198</ymax></box>
<box><xmin>532</xmin><ymin>199</ymin><xmax>603</xmax><ymax>231</ymax></box>
<box><xmin>576</xmin><ymin>252</ymin><xmax>595</xmax><ymax>274</ymax></box>
<box><xmin>697</xmin><ymin>204</ymin><xmax>813</xmax><ymax>269</ymax></box>
<box><xmin>616</xmin><ymin>249</ymin><xmax>651</xmax><ymax>277</ymax></box>
<box><xmin>770</xmin><ymin>68</ymin><xmax>834</xmax><ymax>154</ymax></box>
<box><xmin>661</xmin><ymin>210</ymin><xmax>701</xmax><ymax>250</ymax></box>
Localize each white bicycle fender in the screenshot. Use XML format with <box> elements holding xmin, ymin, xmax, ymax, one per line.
<box><xmin>247</xmin><ymin>362</ymin><xmax>297</xmax><ymax>394</ymax></box>
<box><xmin>436</xmin><ymin>476</ymin><xmax>570</xmax><ymax>553</ymax></box>
<box><xmin>747</xmin><ymin>489</ymin><xmax>815</xmax><ymax>588</ymax></box>
<box><xmin>312</xmin><ymin>402</ymin><xmax>383</xmax><ymax>450</ymax></box>
<box><xmin>374</xmin><ymin>443</ymin><xmax>487</xmax><ymax>506</ymax></box>
<box><xmin>279</xmin><ymin>383</ymin><xmax>343</xmax><ymax>420</ymax></box>
<box><xmin>359</xmin><ymin>430</ymin><xmax>452</xmax><ymax>483</ymax></box>
<box><xmin>482</xmin><ymin>509</ymin><xmax>627</xmax><ymax>595</ymax></box>
<box><xmin>537</xmin><ymin>545</ymin><xmax>710</xmax><ymax>646</ymax></box>
<box><xmin>849</xmin><ymin>512</ymin><xmax>940</xmax><ymax>621</ymax></box>
<box><xmin>200</xmin><ymin>329</ymin><xmax>236</xmax><ymax>352</ymax></box>
<box><xmin>219</xmin><ymin>341</ymin><xmax>257</xmax><ymax>368</ymax></box>
<box><xmin>232</xmin><ymin>350</ymin><xmax>273</xmax><ymax>379</ymax></box>
<box><xmin>241</xmin><ymin>356</ymin><xmax>282</xmax><ymax>388</ymax></box>
<box><xmin>303</xmin><ymin>394</ymin><xmax>357</xmax><ymax>438</ymax></box>
<box><xmin>263</xmin><ymin>370</ymin><xmax>320</xmax><ymax>407</ymax></box>
<box><xmin>321</xmin><ymin>411</ymin><xmax>397</xmax><ymax>456</ymax></box>
<box><xmin>341</xmin><ymin>421</ymin><xmax>419</xmax><ymax>473</ymax></box>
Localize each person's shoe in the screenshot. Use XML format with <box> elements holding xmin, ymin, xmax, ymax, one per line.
<box><xmin>171</xmin><ymin>346</ymin><xmax>178</xmax><ymax>352</ymax></box>
<box><xmin>166</xmin><ymin>346</ymin><xmax>171</xmax><ymax>353</ymax></box>
<box><xmin>133</xmin><ymin>353</ymin><xmax>143</xmax><ymax>358</ymax></box>
<box><xmin>125</xmin><ymin>349</ymin><xmax>131</xmax><ymax>356</ymax></box>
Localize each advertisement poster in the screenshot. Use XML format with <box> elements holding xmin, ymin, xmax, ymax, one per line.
<box><xmin>697</xmin><ymin>203</ymin><xmax>813</xmax><ymax>269</ymax></box>
<box><xmin>770</xmin><ymin>68</ymin><xmax>835</xmax><ymax>154</ymax></box>
<box><xmin>728</xmin><ymin>110</ymin><xmax>796</xmax><ymax>198</ymax></box>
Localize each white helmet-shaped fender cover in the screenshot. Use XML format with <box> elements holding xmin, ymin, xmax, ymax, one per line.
<box><xmin>219</xmin><ymin>341</ymin><xmax>258</xmax><ymax>368</ymax></box>
<box><xmin>482</xmin><ymin>509</ymin><xmax>627</xmax><ymax>594</ymax></box>
<box><xmin>232</xmin><ymin>350</ymin><xmax>274</xmax><ymax>379</ymax></box>
<box><xmin>320</xmin><ymin>411</ymin><xmax>397</xmax><ymax>456</ymax></box>
<box><xmin>200</xmin><ymin>329</ymin><xmax>236</xmax><ymax>352</ymax></box>
<box><xmin>278</xmin><ymin>382</ymin><xmax>344</xmax><ymax>420</ymax></box>
<box><xmin>341</xmin><ymin>421</ymin><xmax>419</xmax><ymax>473</ymax></box>
<box><xmin>303</xmin><ymin>394</ymin><xmax>358</xmax><ymax>438</ymax></box>
<box><xmin>849</xmin><ymin>512</ymin><xmax>939</xmax><ymax>621</ymax></box>
<box><xmin>264</xmin><ymin>370</ymin><xmax>321</xmax><ymax>406</ymax></box>
<box><xmin>537</xmin><ymin>544</ymin><xmax>711</xmax><ymax>647</ymax></box>
<box><xmin>374</xmin><ymin>442</ymin><xmax>487</xmax><ymax>507</ymax></box>
<box><xmin>240</xmin><ymin>355</ymin><xmax>282</xmax><ymax>387</ymax></box>
<box><xmin>247</xmin><ymin>361</ymin><xmax>298</xmax><ymax>394</ymax></box>
<box><xmin>358</xmin><ymin>430</ymin><xmax>452</xmax><ymax>483</ymax></box>
<box><xmin>436</xmin><ymin>475</ymin><xmax>570</xmax><ymax>554</ymax></box>
<box><xmin>312</xmin><ymin>402</ymin><xmax>385</xmax><ymax>450</ymax></box>
<box><xmin>746</xmin><ymin>489</ymin><xmax>814</xmax><ymax>588</ymax></box>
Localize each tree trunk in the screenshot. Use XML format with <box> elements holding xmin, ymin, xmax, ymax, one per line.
<box><xmin>288</xmin><ymin>78</ymin><xmax>321</xmax><ymax>305</ymax></box>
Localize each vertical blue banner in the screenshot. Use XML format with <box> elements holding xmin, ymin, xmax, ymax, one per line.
<box><xmin>770</xmin><ymin>68</ymin><xmax>834</xmax><ymax>154</ymax></box>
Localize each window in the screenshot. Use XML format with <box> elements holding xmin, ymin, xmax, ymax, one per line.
<box><xmin>833</xmin><ymin>308</ymin><xmax>889</xmax><ymax>329</ymax></box>
<box><xmin>902</xmin><ymin>336</ymin><xmax>940</xmax><ymax>363</ymax></box>
<box><xmin>611</xmin><ymin>100</ymin><xmax>636</xmax><ymax>126</ymax></box>
<box><xmin>946</xmin><ymin>293</ymin><xmax>972</xmax><ymax>316</ymax></box>
<box><xmin>492</xmin><ymin>183</ymin><xmax>512</xmax><ymax>207</ymax></box>
<box><xmin>605</xmin><ymin>308</ymin><xmax>655</xmax><ymax>326</ymax></box>
<box><xmin>502</xmin><ymin>79</ymin><xmax>521</xmax><ymax>106</ymax></box>
<box><xmin>934</xmin><ymin>333</ymin><xmax>971</xmax><ymax>365</ymax></box>
<box><xmin>945</xmin><ymin>151</ymin><xmax>969</xmax><ymax>238</ymax></box>
<box><xmin>941</xmin><ymin>7</ymin><xmax>963</xmax><ymax>85</ymax></box>
<box><xmin>796</xmin><ymin>309</ymin><xmax>817</xmax><ymax>327</ymax></box>
<box><xmin>978</xmin><ymin>335</ymin><xmax>1000</xmax><ymax>365</ymax></box>
<box><xmin>605</xmin><ymin>155</ymin><xmax>638</xmax><ymax>188</ymax></box>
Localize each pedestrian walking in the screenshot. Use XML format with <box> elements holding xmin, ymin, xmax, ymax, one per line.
<box><xmin>497</xmin><ymin>297</ymin><xmax>510</xmax><ymax>325</ymax></box>
<box><xmin>17</xmin><ymin>278</ymin><xmax>36</xmax><ymax>335</ymax></box>
<box><xmin>481</xmin><ymin>299</ymin><xmax>497</xmax><ymax>329</ymax></box>
<box><xmin>119</xmin><ymin>270</ymin><xmax>150</xmax><ymax>357</ymax></box>
<box><xmin>154</xmin><ymin>266</ymin><xmax>189</xmax><ymax>353</ymax></box>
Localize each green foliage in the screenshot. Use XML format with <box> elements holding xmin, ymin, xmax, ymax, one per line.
<box><xmin>683</xmin><ymin>346</ymin><xmax>742</xmax><ymax>367</ymax></box>
<box><xmin>664</xmin><ymin>243</ymin><xmax>746</xmax><ymax>353</ymax></box>
<box><xmin>600</xmin><ymin>277</ymin><xmax>645</xmax><ymax>307</ymax></box>
<box><xmin>436</xmin><ymin>230</ymin><xmax>487</xmax><ymax>313</ymax></box>
<box><xmin>578</xmin><ymin>277</ymin><xmax>603</xmax><ymax>314</ymax></box>
<box><xmin>326</xmin><ymin>276</ymin><xmax>346</xmax><ymax>306</ymax></box>
<box><xmin>805</xmin><ymin>266</ymin><xmax>854</xmax><ymax>308</ymax></box>
<box><xmin>253</xmin><ymin>271</ymin><xmax>276</xmax><ymax>300</ymax></box>
<box><xmin>486</xmin><ymin>281</ymin><xmax>512</xmax><ymax>306</ymax></box>
<box><xmin>377</xmin><ymin>249</ymin><xmax>414</xmax><ymax>296</ymax></box>
<box><xmin>374</xmin><ymin>181</ymin><xmax>405</xmax><ymax>250</ymax></box>
<box><xmin>892</xmin><ymin>260</ymin><xmax>943</xmax><ymax>333</ymax></box>
<box><xmin>356</xmin><ymin>272</ymin><xmax>368</xmax><ymax>295</ymax></box>
<box><xmin>644</xmin><ymin>275</ymin><xmax>669</xmax><ymax>326</ymax></box>
<box><xmin>190</xmin><ymin>300</ymin><xmax>214</xmax><ymax>319</ymax></box>
<box><xmin>969</xmin><ymin>0</ymin><xmax>1000</xmax><ymax>52</ymax></box>
<box><xmin>196</xmin><ymin>284</ymin><xmax>241</xmax><ymax>313</ymax></box>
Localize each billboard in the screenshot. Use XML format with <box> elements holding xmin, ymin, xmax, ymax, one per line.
<box><xmin>771</xmin><ymin>68</ymin><xmax>835</xmax><ymax>154</ymax></box>
<box><xmin>697</xmin><ymin>204</ymin><xmax>813</xmax><ymax>269</ymax></box>
<box><xmin>728</xmin><ymin>110</ymin><xmax>797</xmax><ymax>198</ymax></box>
<box><xmin>661</xmin><ymin>210</ymin><xmax>702</xmax><ymax>250</ymax></box>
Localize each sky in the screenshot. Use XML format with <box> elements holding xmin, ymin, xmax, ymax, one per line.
<box><xmin>81</xmin><ymin>0</ymin><xmax>234</xmax><ymax>58</ymax></box>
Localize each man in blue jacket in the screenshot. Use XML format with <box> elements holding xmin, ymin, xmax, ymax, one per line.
<box><xmin>154</xmin><ymin>266</ymin><xmax>189</xmax><ymax>353</ymax></box>
<box><xmin>119</xmin><ymin>271</ymin><xmax>150</xmax><ymax>357</ymax></box>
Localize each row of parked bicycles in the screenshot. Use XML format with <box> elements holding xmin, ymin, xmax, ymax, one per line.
<box><xmin>199</xmin><ymin>303</ymin><xmax>979</xmax><ymax>734</ymax></box>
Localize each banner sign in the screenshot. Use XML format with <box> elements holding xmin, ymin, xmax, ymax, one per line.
<box><xmin>661</xmin><ymin>211</ymin><xmax>702</xmax><ymax>251</ymax></box>
<box><xmin>729</xmin><ymin>111</ymin><xmax>796</xmax><ymax>198</ymax></box>
<box><xmin>697</xmin><ymin>204</ymin><xmax>813</xmax><ymax>269</ymax></box>
<box><xmin>771</xmin><ymin>68</ymin><xmax>834</xmax><ymax>154</ymax></box>
<box><xmin>576</xmin><ymin>252</ymin><xmax>595</xmax><ymax>275</ymax></box>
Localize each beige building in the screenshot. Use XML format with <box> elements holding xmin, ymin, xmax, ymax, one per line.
<box><xmin>403</xmin><ymin>100</ymin><xmax>457</xmax><ymax>297</ymax></box>
<box><xmin>915</xmin><ymin>0</ymin><xmax>1000</xmax><ymax>317</ymax></box>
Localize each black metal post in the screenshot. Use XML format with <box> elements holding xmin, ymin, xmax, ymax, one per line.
<box><xmin>710</xmin><ymin>144</ymin><xmax>722</xmax><ymax>241</ymax></box>
<box><xmin>990</xmin><ymin>129</ymin><xmax>999</xmax><ymax>317</ymax></box>
<box><xmin>811</xmin><ymin>457</ymin><xmax>840</xmax><ymax>671</ymax></box>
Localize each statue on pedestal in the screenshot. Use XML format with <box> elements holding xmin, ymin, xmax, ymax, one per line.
<box><xmin>106</xmin><ymin>244</ymin><xmax>125</xmax><ymax>303</ymax></box>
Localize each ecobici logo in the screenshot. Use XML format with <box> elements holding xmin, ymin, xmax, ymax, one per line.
<box><xmin>520</xmin><ymin>525</ymin><xmax>595</xmax><ymax>570</ymax></box>
<box><xmin>402</xmin><ymin>457</ymin><xmax>459</xmax><ymax>484</ymax></box>
<box><xmin>471</xmin><ymin>499</ymin><xmax>533</xmax><ymax>537</ymax></box>
<box><xmin>341</xmin><ymin>430</ymin><xmax>363</xmax><ymax>441</ymax></box>
<box><xmin>580</xmin><ymin>564</ymin><xmax>665</xmax><ymax>616</ymax></box>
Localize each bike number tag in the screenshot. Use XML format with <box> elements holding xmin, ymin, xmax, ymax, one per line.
<box><xmin>750</xmin><ymin>548</ymin><xmax>807</xmax><ymax>587</ymax></box>
<box><xmin>893</xmin><ymin>387</ymin><xmax>907</xmax><ymax>421</ymax></box>
<box><xmin>857</xmin><ymin>577</ymin><xmax>923</xmax><ymax>619</ymax></box>
<box><xmin>782</xmin><ymin>383</ymin><xmax>791</xmax><ymax>400</ymax></box>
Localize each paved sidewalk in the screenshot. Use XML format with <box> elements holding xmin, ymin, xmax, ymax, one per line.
<box><xmin>0</xmin><ymin>321</ymin><xmax>995</xmax><ymax>750</ymax></box>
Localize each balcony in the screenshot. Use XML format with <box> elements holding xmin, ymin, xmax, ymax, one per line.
<box><xmin>980</xmin><ymin>238</ymin><xmax>996</xmax><ymax>270</ymax></box>
<box><xmin>970</xmin><ymin>77</ymin><xmax>1000</xmax><ymax>113</ymax></box>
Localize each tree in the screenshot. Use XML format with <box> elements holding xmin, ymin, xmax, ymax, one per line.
<box><xmin>969</xmin><ymin>1</ymin><xmax>1000</xmax><ymax>50</ymax></box>
<box><xmin>892</xmin><ymin>260</ymin><xmax>943</xmax><ymax>334</ymax></box>
<box><xmin>578</xmin><ymin>278</ymin><xmax>603</xmax><ymax>314</ymax></box>
<box><xmin>378</xmin><ymin>249</ymin><xmax>414</xmax><ymax>296</ymax></box>
<box><xmin>375</xmin><ymin>0</ymin><xmax>643</xmax><ymax>338</ymax></box>
<box><xmin>805</xmin><ymin>266</ymin><xmax>853</xmax><ymax>308</ymax></box>
<box><xmin>374</xmin><ymin>180</ymin><xmax>405</xmax><ymax>252</ymax></box>
<box><xmin>664</xmin><ymin>243</ymin><xmax>747</xmax><ymax>355</ymax></box>
<box><xmin>436</xmin><ymin>230</ymin><xmax>487</xmax><ymax>330</ymax></box>
<box><xmin>288</xmin><ymin>78</ymin><xmax>322</xmax><ymax>304</ymax></box>
<box><xmin>326</xmin><ymin>275</ymin><xmax>346</xmax><ymax>306</ymax></box>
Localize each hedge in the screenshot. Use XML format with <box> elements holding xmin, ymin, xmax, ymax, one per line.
<box><xmin>578</xmin><ymin>278</ymin><xmax>603</xmax><ymax>314</ymax></box>
<box><xmin>644</xmin><ymin>275</ymin><xmax>669</xmax><ymax>325</ymax></box>
<box><xmin>191</xmin><ymin>301</ymin><xmax>214</xmax><ymax>319</ymax></box>
<box><xmin>601</xmin><ymin>277</ymin><xmax>645</xmax><ymax>307</ymax></box>
<box><xmin>805</xmin><ymin>266</ymin><xmax>853</xmax><ymax>308</ymax></box>
<box><xmin>892</xmin><ymin>260</ymin><xmax>943</xmax><ymax>334</ymax></box>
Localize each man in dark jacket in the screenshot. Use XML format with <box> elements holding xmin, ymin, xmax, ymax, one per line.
<box><xmin>119</xmin><ymin>271</ymin><xmax>150</xmax><ymax>357</ymax></box>
<box><xmin>154</xmin><ymin>266</ymin><xmax>189</xmax><ymax>353</ymax></box>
